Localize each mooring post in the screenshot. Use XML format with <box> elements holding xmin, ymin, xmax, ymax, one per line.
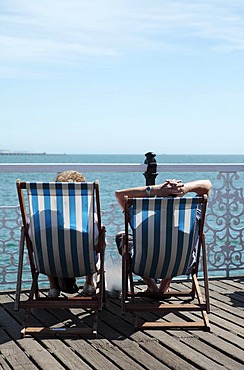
<box><xmin>144</xmin><ymin>152</ymin><xmax>158</xmax><ymax>185</ymax></box>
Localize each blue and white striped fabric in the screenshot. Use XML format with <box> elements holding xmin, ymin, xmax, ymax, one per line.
<box><xmin>130</xmin><ymin>197</ymin><xmax>200</xmax><ymax>279</ymax></box>
<box><xmin>27</xmin><ymin>182</ymin><xmax>97</xmax><ymax>278</ymax></box>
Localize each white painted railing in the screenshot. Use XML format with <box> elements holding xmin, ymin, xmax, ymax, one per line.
<box><xmin>0</xmin><ymin>163</ymin><xmax>243</xmax><ymax>290</ymax></box>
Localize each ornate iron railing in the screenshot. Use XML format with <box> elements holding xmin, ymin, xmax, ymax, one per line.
<box><xmin>0</xmin><ymin>162</ymin><xmax>243</xmax><ymax>290</ymax></box>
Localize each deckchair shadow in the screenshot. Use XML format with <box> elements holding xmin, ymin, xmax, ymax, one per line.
<box><xmin>15</xmin><ymin>181</ymin><xmax>106</xmax><ymax>338</ymax></box>
<box><xmin>121</xmin><ymin>195</ymin><xmax>210</xmax><ymax>331</ymax></box>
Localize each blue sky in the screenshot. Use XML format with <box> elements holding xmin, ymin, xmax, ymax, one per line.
<box><xmin>1</xmin><ymin>0</ymin><xmax>243</xmax><ymax>154</ymax></box>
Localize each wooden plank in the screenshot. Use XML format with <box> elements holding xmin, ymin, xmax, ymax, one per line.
<box><xmin>100</xmin><ymin>304</ymin><xmax>193</xmax><ymax>370</ymax></box>
<box><xmin>19</xmin><ymin>295</ymin><xmax>129</xmax><ymax>370</ymax></box>
<box><xmin>207</xmin><ymin>280</ymin><xmax>244</xmax><ymax>306</ymax></box>
<box><xmin>138</xmin><ymin>321</ymin><xmax>207</xmax><ymax>329</ymax></box>
<box><xmin>22</xmin><ymin>326</ymin><xmax>96</xmax><ymax>337</ymax></box>
<box><xmin>0</xmin><ymin>355</ymin><xmax>12</xmax><ymax>370</ymax></box>
<box><xmin>0</xmin><ymin>294</ymin><xmax>94</xmax><ymax>370</ymax></box>
<box><xmin>133</xmin><ymin>290</ymin><xmax>192</xmax><ymax>298</ymax></box>
<box><xmin>213</xmin><ymin>278</ymin><xmax>244</xmax><ymax>292</ymax></box>
<box><xmin>205</xmin><ymin>279</ymin><xmax>243</xmax><ymax>300</ymax></box>
<box><xmin>104</xmin><ymin>299</ymin><xmax>215</xmax><ymax>370</ymax></box>
<box><xmin>51</xmin><ymin>302</ymin><xmax>168</xmax><ymax>370</ymax></box>
<box><xmin>205</xmin><ymin>311</ymin><xmax>244</xmax><ymax>338</ymax></box>
<box><xmin>67</xmin><ymin>338</ymin><xmax>124</xmax><ymax>370</ymax></box>
<box><xmin>0</xmin><ymin>278</ymin><xmax>243</xmax><ymax>370</ymax></box>
<box><xmin>90</xmin><ymin>338</ymin><xmax>157</xmax><ymax>370</ymax></box>
<box><xmin>161</xmin><ymin>311</ymin><xmax>244</xmax><ymax>369</ymax></box>
<box><xmin>204</xmin><ymin>295</ymin><xmax>244</xmax><ymax>323</ymax></box>
<box><xmin>189</xmin><ymin>324</ymin><xmax>244</xmax><ymax>365</ymax></box>
<box><xmin>188</xmin><ymin>310</ymin><xmax>244</xmax><ymax>352</ymax></box>
<box><xmin>19</xmin><ymin>296</ymin><xmax>98</xmax><ymax>309</ymax></box>
<box><xmin>139</xmin><ymin>283</ymin><xmax>244</xmax><ymax>366</ymax></box>
<box><xmin>172</xmin><ymin>328</ymin><xmax>244</xmax><ymax>370</ymax></box>
<box><xmin>137</xmin><ymin>281</ymin><xmax>244</xmax><ymax>365</ymax></box>
<box><xmin>208</xmin><ymin>279</ymin><xmax>243</xmax><ymax>293</ymax></box>
<box><xmin>12</xmin><ymin>295</ymin><xmax>116</xmax><ymax>370</ymax></box>
<box><xmin>0</xmin><ymin>307</ymin><xmax>64</xmax><ymax>369</ymax></box>
<box><xmin>110</xmin><ymin>284</ymin><xmax>243</xmax><ymax>369</ymax></box>
<box><xmin>9</xmin><ymin>293</ymin><xmax>118</xmax><ymax>370</ymax></box>
<box><xmin>13</xmin><ymin>290</ymin><xmax>99</xmax><ymax>338</ymax></box>
<box><xmin>28</xmin><ymin>287</ymin><xmax>168</xmax><ymax>370</ymax></box>
<box><xmin>206</xmin><ymin>280</ymin><xmax>244</xmax><ymax>301</ymax></box>
<box><xmin>191</xmin><ymin>284</ymin><xmax>244</xmax><ymax>338</ymax></box>
<box><xmin>183</xmin><ymin>281</ymin><xmax>244</xmax><ymax>319</ymax></box>
<box><xmin>146</xmin><ymin>328</ymin><xmax>225</xmax><ymax>370</ymax></box>
<box><xmin>0</xmin><ymin>327</ymin><xmax>37</xmax><ymax>370</ymax></box>
<box><xmin>209</xmin><ymin>295</ymin><xmax>244</xmax><ymax>317</ymax></box>
<box><xmin>125</xmin><ymin>302</ymin><xmax>205</xmax><ymax>312</ymax></box>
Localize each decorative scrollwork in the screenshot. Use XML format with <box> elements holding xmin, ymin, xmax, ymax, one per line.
<box><xmin>205</xmin><ymin>171</ymin><xmax>244</xmax><ymax>277</ymax></box>
<box><xmin>0</xmin><ymin>170</ymin><xmax>243</xmax><ymax>289</ymax></box>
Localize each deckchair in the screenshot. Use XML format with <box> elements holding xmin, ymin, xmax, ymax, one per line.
<box><xmin>122</xmin><ymin>195</ymin><xmax>210</xmax><ymax>331</ymax></box>
<box><xmin>15</xmin><ymin>180</ymin><xmax>106</xmax><ymax>337</ymax></box>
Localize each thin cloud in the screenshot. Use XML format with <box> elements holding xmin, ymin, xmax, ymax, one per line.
<box><xmin>0</xmin><ymin>0</ymin><xmax>244</xmax><ymax>78</ymax></box>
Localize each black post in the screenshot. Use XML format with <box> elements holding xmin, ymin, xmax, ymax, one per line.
<box><xmin>143</xmin><ymin>152</ymin><xmax>158</xmax><ymax>185</ymax></box>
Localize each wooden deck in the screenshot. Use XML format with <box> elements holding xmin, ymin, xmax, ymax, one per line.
<box><xmin>0</xmin><ymin>278</ymin><xmax>243</xmax><ymax>370</ymax></box>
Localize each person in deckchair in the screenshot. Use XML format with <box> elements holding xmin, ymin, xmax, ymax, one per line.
<box><xmin>48</xmin><ymin>170</ymin><xmax>99</xmax><ymax>298</ymax></box>
<box><xmin>115</xmin><ymin>178</ymin><xmax>212</xmax><ymax>293</ymax></box>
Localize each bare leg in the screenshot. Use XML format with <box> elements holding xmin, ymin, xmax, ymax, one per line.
<box><xmin>47</xmin><ymin>276</ymin><xmax>60</xmax><ymax>298</ymax></box>
<box><xmin>85</xmin><ymin>274</ymin><xmax>95</xmax><ymax>286</ymax></box>
<box><xmin>48</xmin><ymin>276</ymin><xmax>59</xmax><ymax>289</ymax></box>
<box><xmin>142</xmin><ymin>276</ymin><xmax>159</xmax><ymax>292</ymax></box>
<box><xmin>82</xmin><ymin>274</ymin><xmax>96</xmax><ymax>295</ymax></box>
<box><xmin>158</xmin><ymin>278</ymin><xmax>171</xmax><ymax>293</ymax></box>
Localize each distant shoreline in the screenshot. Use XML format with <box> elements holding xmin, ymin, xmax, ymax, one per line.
<box><xmin>0</xmin><ymin>152</ymin><xmax>46</xmax><ymax>155</ymax></box>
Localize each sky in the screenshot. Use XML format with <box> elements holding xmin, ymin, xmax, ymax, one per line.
<box><xmin>0</xmin><ymin>0</ymin><xmax>244</xmax><ymax>155</ymax></box>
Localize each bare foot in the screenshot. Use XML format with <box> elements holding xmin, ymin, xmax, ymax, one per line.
<box><xmin>159</xmin><ymin>278</ymin><xmax>171</xmax><ymax>293</ymax></box>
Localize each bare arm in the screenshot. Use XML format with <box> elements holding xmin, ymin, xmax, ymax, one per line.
<box><xmin>182</xmin><ymin>180</ymin><xmax>212</xmax><ymax>196</ymax></box>
<box><xmin>115</xmin><ymin>179</ymin><xmax>212</xmax><ymax>210</ymax></box>
<box><xmin>115</xmin><ymin>181</ymin><xmax>173</xmax><ymax>209</ymax></box>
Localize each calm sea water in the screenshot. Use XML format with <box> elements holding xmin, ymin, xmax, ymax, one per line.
<box><xmin>0</xmin><ymin>153</ymin><xmax>244</xmax><ymax>208</ymax></box>
<box><xmin>1</xmin><ymin>153</ymin><xmax>243</xmax><ymax>289</ymax></box>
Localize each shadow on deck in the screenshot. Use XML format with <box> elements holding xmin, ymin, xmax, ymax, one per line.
<box><xmin>0</xmin><ymin>278</ymin><xmax>243</xmax><ymax>370</ymax></box>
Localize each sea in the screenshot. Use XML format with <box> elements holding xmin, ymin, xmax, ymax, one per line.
<box><xmin>1</xmin><ymin>153</ymin><xmax>244</xmax><ymax>208</ymax></box>
<box><xmin>0</xmin><ymin>153</ymin><xmax>243</xmax><ymax>290</ymax></box>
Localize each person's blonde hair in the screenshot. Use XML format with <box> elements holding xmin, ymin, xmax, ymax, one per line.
<box><xmin>55</xmin><ymin>170</ymin><xmax>86</xmax><ymax>182</ymax></box>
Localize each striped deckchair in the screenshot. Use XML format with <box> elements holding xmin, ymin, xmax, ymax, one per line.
<box><xmin>15</xmin><ymin>180</ymin><xmax>106</xmax><ymax>337</ymax></box>
<box><xmin>122</xmin><ymin>195</ymin><xmax>210</xmax><ymax>331</ymax></box>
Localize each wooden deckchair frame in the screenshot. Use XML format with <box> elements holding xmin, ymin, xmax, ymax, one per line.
<box><xmin>15</xmin><ymin>180</ymin><xmax>106</xmax><ymax>338</ymax></box>
<box><xmin>122</xmin><ymin>194</ymin><xmax>210</xmax><ymax>331</ymax></box>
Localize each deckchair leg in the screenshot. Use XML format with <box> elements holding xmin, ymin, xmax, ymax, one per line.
<box><xmin>190</xmin><ymin>270</ymin><xmax>197</xmax><ymax>300</ymax></box>
<box><xmin>102</xmin><ymin>270</ymin><xmax>107</xmax><ymax>307</ymax></box>
<box><xmin>97</xmin><ymin>267</ymin><xmax>106</xmax><ymax>311</ymax></box>
<box><xmin>15</xmin><ymin>227</ymin><xmax>25</xmax><ymax>311</ymax></box>
<box><xmin>93</xmin><ymin>310</ymin><xmax>98</xmax><ymax>338</ymax></box>
<box><xmin>99</xmin><ymin>226</ymin><xmax>106</xmax><ymax>311</ymax></box>
<box><xmin>133</xmin><ymin>312</ymin><xmax>139</xmax><ymax>329</ymax></box>
<box><xmin>29</xmin><ymin>272</ymin><xmax>39</xmax><ymax>300</ymax></box>
<box><xmin>21</xmin><ymin>308</ymin><xmax>31</xmax><ymax>338</ymax></box>
<box><xmin>121</xmin><ymin>255</ymin><xmax>126</xmax><ymax>315</ymax></box>
<box><xmin>121</xmin><ymin>233</ymin><xmax>128</xmax><ymax>315</ymax></box>
<box><xmin>97</xmin><ymin>225</ymin><xmax>106</xmax><ymax>310</ymax></box>
<box><xmin>201</xmin><ymin>233</ymin><xmax>210</xmax><ymax>313</ymax></box>
<box><xmin>96</xmin><ymin>269</ymin><xmax>102</xmax><ymax>310</ymax></box>
<box><xmin>192</xmin><ymin>273</ymin><xmax>210</xmax><ymax>331</ymax></box>
<box><xmin>129</xmin><ymin>272</ymin><xmax>134</xmax><ymax>299</ymax></box>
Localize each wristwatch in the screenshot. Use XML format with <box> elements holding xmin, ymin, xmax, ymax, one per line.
<box><xmin>146</xmin><ymin>186</ymin><xmax>151</xmax><ymax>197</ymax></box>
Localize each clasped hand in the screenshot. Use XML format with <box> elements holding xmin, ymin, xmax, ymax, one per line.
<box><xmin>157</xmin><ymin>179</ymin><xmax>185</xmax><ymax>197</ymax></box>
